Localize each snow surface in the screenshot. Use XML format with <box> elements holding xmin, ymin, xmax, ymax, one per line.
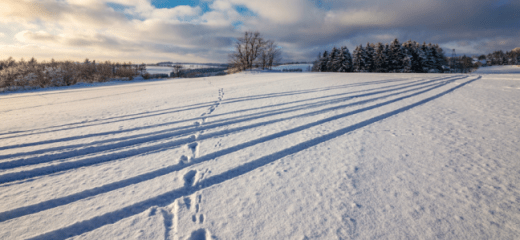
<box><xmin>474</xmin><ymin>65</ymin><xmax>520</xmax><ymax>74</ymax></box>
<box><xmin>147</xmin><ymin>65</ymin><xmax>225</xmax><ymax>75</ymax></box>
<box><xmin>272</xmin><ymin>64</ymin><xmax>313</xmax><ymax>72</ymax></box>
<box><xmin>1</xmin><ymin>70</ymin><xmax>520</xmax><ymax>239</ymax></box>
<box><xmin>146</xmin><ymin>66</ymin><xmax>174</xmax><ymax>75</ymax></box>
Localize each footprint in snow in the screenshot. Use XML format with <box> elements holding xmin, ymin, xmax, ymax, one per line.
<box><xmin>188</xmin><ymin>142</ymin><xmax>199</xmax><ymax>158</ymax></box>
<box><xmin>336</xmin><ymin>215</ymin><xmax>357</xmax><ymax>239</ymax></box>
<box><xmin>183</xmin><ymin>170</ymin><xmax>198</xmax><ymax>187</ymax></box>
<box><xmin>188</xmin><ymin>228</ymin><xmax>211</xmax><ymax>240</ymax></box>
<box><xmin>192</xmin><ymin>194</ymin><xmax>204</xmax><ymax>224</ymax></box>
<box><xmin>184</xmin><ymin>197</ymin><xmax>192</xmax><ymax>210</ymax></box>
<box><xmin>180</xmin><ymin>155</ymin><xmax>191</xmax><ymax>164</ymax></box>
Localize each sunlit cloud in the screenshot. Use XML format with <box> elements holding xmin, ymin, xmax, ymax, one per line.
<box><xmin>0</xmin><ymin>0</ymin><xmax>518</xmax><ymax>63</ymax></box>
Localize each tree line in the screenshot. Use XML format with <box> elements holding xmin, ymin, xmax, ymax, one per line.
<box><xmin>228</xmin><ymin>31</ymin><xmax>282</xmax><ymax>72</ymax></box>
<box><xmin>312</xmin><ymin>39</ymin><xmax>451</xmax><ymax>73</ymax></box>
<box><xmin>0</xmin><ymin>57</ymin><xmax>144</xmax><ymax>91</ymax></box>
<box><xmin>479</xmin><ymin>48</ymin><xmax>520</xmax><ymax>66</ymax></box>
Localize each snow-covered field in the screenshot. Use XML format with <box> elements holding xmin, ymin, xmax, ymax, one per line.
<box><xmin>146</xmin><ymin>66</ymin><xmax>175</xmax><ymax>75</ymax></box>
<box><xmin>1</xmin><ymin>70</ymin><xmax>520</xmax><ymax>239</ymax></box>
<box><xmin>147</xmin><ymin>65</ymin><xmax>227</xmax><ymax>75</ymax></box>
<box><xmin>474</xmin><ymin>65</ymin><xmax>520</xmax><ymax>74</ymax></box>
<box><xmin>272</xmin><ymin>64</ymin><xmax>313</xmax><ymax>72</ymax></box>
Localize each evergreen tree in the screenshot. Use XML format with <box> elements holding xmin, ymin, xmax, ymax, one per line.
<box><xmin>434</xmin><ymin>44</ymin><xmax>447</xmax><ymax>72</ymax></box>
<box><xmin>510</xmin><ymin>50</ymin><xmax>519</xmax><ymax>65</ymax></box>
<box><xmin>353</xmin><ymin>45</ymin><xmax>366</xmax><ymax>72</ymax></box>
<box><xmin>401</xmin><ymin>41</ymin><xmax>414</xmax><ymax>73</ymax></box>
<box><xmin>495</xmin><ymin>50</ymin><xmax>506</xmax><ymax>65</ymax></box>
<box><xmin>374</xmin><ymin>42</ymin><xmax>386</xmax><ymax>72</ymax></box>
<box><xmin>410</xmin><ymin>41</ymin><xmax>424</xmax><ymax>73</ymax></box>
<box><xmin>486</xmin><ymin>53</ymin><xmax>494</xmax><ymax>66</ymax></box>
<box><xmin>427</xmin><ymin>43</ymin><xmax>440</xmax><ymax>73</ymax></box>
<box><xmin>384</xmin><ymin>43</ymin><xmax>391</xmax><ymax>71</ymax></box>
<box><xmin>337</xmin><ymin>46</ymin><xmax>353</xmax><ymax>72</ymax></box>
<box><xmin>364</xmin><ymin>43</ymin><xmax>375</xmax><ymax>72</ymax></box>
<box><xmin>327</xmin><ymin>47</ymin><xmax>341</xmax><ymax>72</ymax></box>
<box><xmin>319</xmin><ymin>51</ymin><xmax>329</xmax><ymax>72</ymax></box>
<box><xmin>389</xmin><ymin>38</ymin><xmax>404</xmax><ymax>72</ymax></box>
<box><xmin>312</xmin><ymin>38</ymin><xmax>453</xmax><ymax>74</ymax></box>
<box><xmin>420</xmin><ymin>42</ymin><xmax>432</xmax><ymax>72</ymax></box>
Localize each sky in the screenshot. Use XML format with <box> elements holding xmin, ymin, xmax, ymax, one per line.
<box><xmin>0</xmin><ymin>0</ymin><xmax>518</xmax><ymax>63</ymax></box>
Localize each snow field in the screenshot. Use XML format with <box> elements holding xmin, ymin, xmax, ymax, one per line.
<box><xmin>1</xmin><ymin>71</ymin><xmax>520</xmax><ymax>239</ymax></box>
<box><xmin>146</xmin><ymin>65</ymin><xmax>227</xmax><ymax>75</ymax></box>
<box><xmin>473</xmin><ymin>65</ymin><xmax>520</xmax><ymax>74</ymax></box>
<box><xmin>271</xmin><ymin>64</ymin><xmax>313</xmax><ymax>72</ymax></box>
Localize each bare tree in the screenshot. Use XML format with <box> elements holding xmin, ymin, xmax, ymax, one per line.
<box><xmin>229</xmin><ymin>31</ymin><xmax>267</xmax><ymax>71</ymax></box>
<box><xmin>138</xmin><ymin>63</ymin><xmax>146</xmax><ymax>75</ymax></box>
<box><xmin>173</xmin><ymin>64</ymin><xmax>184</xmax><ymax>77</ymax></box>
<box><xmin>264</xmin><ymin>40</ymin><xmax>282</xmax><ymax>70</ymax></box>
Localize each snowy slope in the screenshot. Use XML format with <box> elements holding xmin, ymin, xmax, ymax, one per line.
<box><xmin>1</xmin><ymin>71</ymin><xmax>520</xmax><ymax>239</ymax></box>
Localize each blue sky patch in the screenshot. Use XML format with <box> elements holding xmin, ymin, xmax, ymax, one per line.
<box><xmin>150</xmin><ymin>0</ymin><xmax>210</xmax><ymax>12</ymax></box>
<box><xmin>106</xmin><ymin>2</ymin><xmax>127</xmax><ymax>12</ymax></box>
<box><xmin>235</xmin><ymin>5</ymin><xmax>257</xmax><ymax>17</ymax></box>
<box><xmin>106</xmin><ymin>3</ymin><xmax>141</xmax><ymax>20</ymax></box>
<box><xmin>151</xmin><ymin>0</ymin><xmax>201</xmax><ymax>8</ymax></box>
<box><xmin>232</xmin><ymin>20</ymin><xmax>244</xmax><ymax>29</ymax></box>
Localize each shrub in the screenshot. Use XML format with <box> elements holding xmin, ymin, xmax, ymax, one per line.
<box><xmin>0</xmin><ymin>57</ymin><xmax>140</xmax><ymax>91</ymax></box>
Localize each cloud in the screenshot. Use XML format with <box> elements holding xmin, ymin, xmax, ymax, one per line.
<box><xmin>142</xmin><ymin>5</ymin><xmax>202</xmax><ymax>20</ymax></box>
<box><xmin>15</xmin><ymin>30</ymin><xmax>57</xmax><ymax>43</ymax></box>
<box><xmin>0</xmin><ymin>0</ymin><xmax>519</xmax><ymax>63</ymax></box>
<box><xmin>475</xmin><ymin>37</ymin><xmax>520</xmax><ymax>53</ymax></box>
<box><xmin>237</xmin><ymin>0</ymin><xmax>520</xmax><ymax>57</ymax></box>
<box><xmin>0</xmin><ymin>0</ymin><xmax>61</xmax><ymax>22</ymax></box>
<box><xmin>0</xmin><ymin>0</ymin><xmax>236</xmax><ymax>62</ymax></box>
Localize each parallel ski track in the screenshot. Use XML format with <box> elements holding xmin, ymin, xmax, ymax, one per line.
<box><xmin>0</xmin><ymin>75</ymin><xmax>479</xmax><ymax>239</ymax></box>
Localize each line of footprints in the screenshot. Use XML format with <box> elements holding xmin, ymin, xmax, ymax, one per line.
<box><xmin>175</xmin><ymin>170</ymin><xmax>212</xmax><ymax>240</ymax></box>
<box><xmin>183</xmin><ymin>88</ymin><xmax>223</xmax><ymax>164</ymax></box>
<box><xmin>180</xmin><ymin>142</ymin><xmax>199</xmax><ymax>164</ymax></box>
<box><xmin>208</xmin><ymin>88</ymin><xmax>224</xmax><ymax>115</ymax></box>
<box><xmin>159</xmin><ymin>169</ymin><xmax>211</xmax><ymax>240</ymax></box>
<box><xmin>169</xmin><ymin>88</ymin><xmax>224</xmax><ymax>239</ymax></box>
<box><xmin>195</xmin><ymin>88</ymin><xmax>224</xmax><ymax>127</ymax></box>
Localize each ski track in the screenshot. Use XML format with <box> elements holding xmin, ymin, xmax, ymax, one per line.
<box><xmin>0</xmin><ymin>76</ymin><xmax>455</xmax><ymax>169</ymax></box>
<box><xmin>1</xmin><ymin>72</ymin><xmax>519</xmax><ymax>239</ymax></box>
<box><xmin>0</xmin><ymin>77</ymin><xmax>465</xmax><ymax>184</ymax></box>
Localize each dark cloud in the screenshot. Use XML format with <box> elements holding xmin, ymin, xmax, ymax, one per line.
<box><xmin>475</xmin><ymin>37</ymin><xmax>520</xmax><ymax>53</ymax></box>
<box><xmin>240</xmin><ymin>0</ymin><xmax>520</xmax><ymax>60</ymax></box>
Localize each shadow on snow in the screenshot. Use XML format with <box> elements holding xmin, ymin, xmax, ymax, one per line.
<box><xmin>0</xmin><ymin>76</ymin><xmax>478</xmax><ymax>229</ymax></box>
<box><xmin>24</xmin><ymin>75</ymin><xmax>480</xmax><ymax>240</ymax></box>
<box><xmin>0</xmin><ymin>76</ymin><xmax>465</xmax><ymax>182</ymax></box>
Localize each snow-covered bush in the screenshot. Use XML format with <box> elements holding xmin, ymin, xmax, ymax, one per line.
<box><xmin>0</xmin><ymin>57</ymin><xmax>141</xmax><ymax>91</ymax></box>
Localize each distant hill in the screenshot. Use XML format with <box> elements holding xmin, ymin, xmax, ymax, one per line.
<box><xmin>154</xmin><ymin>62</ymin><xmax>228</xmax><ymax>67</ymax></box>
<box><xmin>156</xmin><ymin>61</ymin><xmax>174</xmax><ymax>65</ymax></box>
